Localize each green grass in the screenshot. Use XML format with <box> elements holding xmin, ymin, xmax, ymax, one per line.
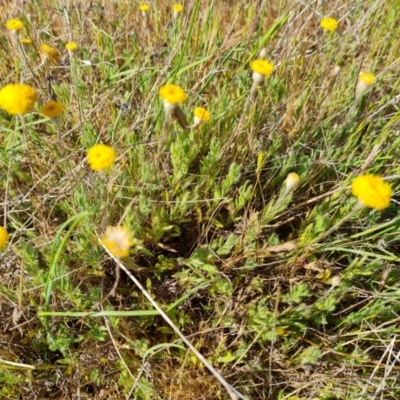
<box><xmin>1</xmin><ymin>1</ymin><xmax>400</xmax><ymax>399</ymax></box>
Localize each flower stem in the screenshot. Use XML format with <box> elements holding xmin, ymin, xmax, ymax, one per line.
<box><xmin>320</xmin><ymin>201</ymin><xmax>365</xmax><ymax>240</ymax></box>
<box><xmin>99</xmin><ymin>241</ymin><xmax>248</xmax><ymax>400</ymax></box>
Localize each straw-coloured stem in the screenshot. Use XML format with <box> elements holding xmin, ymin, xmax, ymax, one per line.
<box><xmin>99</xmin><ymin>240</ymin><xmax>248</xmax><ymax>400</ymax></box>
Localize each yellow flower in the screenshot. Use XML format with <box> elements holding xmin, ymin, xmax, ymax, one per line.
<box><xmin>66</xmin><ymin>42</ymin><xmax>78</xmax><ymax>51</ymax></box>
<box><xmin>39</xmin><ymin>44</ymin><xmax>59</xmax><ymax>64</ymax></box>
<box><xmin>355</xmin><ymin>72</ymin><xmax>376</xmax><ymax>99</ymax></box>
<box><xmin>159</xmin><ymin>84</ymin><xmax>187</xmax><ymax>104</ymax></box>
<box><xmin>100</xmin><ymin>226</ymin><xmax>133</xmax><ymax>258</ymax></box>
<box><xmin>87</xmin><ymin>144</ymin><xmax>116</xmax><ymax>171</ymax></box>
<box><xmin>194</xmin><ymin>107</ymin><xmax>211</xmax><ymax>122</ymax></box>
<box><xmin>0</xmin><ymin>83</ymin><xmax>37</xmax><ymax>115</ymax></box>
<box><xmin>20</xmin><ymin>38</ymin><xmax>32</xmax><ymax>45</ymax></box>
<box><xmin>41</xmin><ymin>101</ymin><xmax>63</xmax><ymax>118</ymax></box>
<box><xmin>139</xmin><ymin>4</ymin><xmax>150</xmax><ymax>12</ymax></box>
<box><xmin>0</xmin><ymin>227</ymin><xmax>9</xmax><ymax>249</ymax></box>
<box><xmin>250</xmin><ymin>59</ymin><xmax>274</xmax><ymax>77</ymax></box>
<box><xmin>320</xmin><ymin>17</ymin><xmax>338</xmax><ymax>32</ymax></box>
<box><xmin>6</xmin><ymin>19</ymin><xmax>24</xmax><ymax>31</ymax></box>
<box><xmin>173</xmin><ymin>4</ymin><xmax>183</xmax><ymax>13</ymax></box>
<box><xmin>285</xmin><ymin>172</ymin><xmax>300</xmax><ymax>192</ymax></box>
<box><xmin>351</xmin><ymin>174</ymin><xmax>392</xmax><ymax>210</ymax></box>
<box><xmin>359</xmin><ymin>72</ymin><xmax>376</xmax><ymax>85</ymax></box>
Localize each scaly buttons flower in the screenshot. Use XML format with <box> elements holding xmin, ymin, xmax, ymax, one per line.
<box><xmin>351</xmin><ymin>174</ymin><xmax>392</xmax><ymax>210</ymax></box>
<box><xmin>66</xmin><ymin>42</ymin><xmax>78</xmax><ymax>51</ymax></box>
<box><xmin>355</xmin><ymin>72</ymin><xmax>376</xmax><ymax>99</ymax></box>
<box><xmin>41</xmin><ymin>101</ymin><xmax>63</xmax><ymax>118</ymax></box>
<box><xmin>0</xmin><ymin>83</ymin><xmax>37</xmax><ymax>115</ymax></box>
<box><xmin>39</xmin><ymin>44</ymin><xmax>59</xmax><ymax>64</ymax></box>
<box><xmin>100</xmin><ymin>226</ymin><xmax>133</xmax><ymax>258</ymax></box>
<box><xmin>0</xmin><ymin>227</ymin><xmax>9</xmax><ymax>249</ymax></box>
<box><xmin>173</xmin><ymin>4</ymin><xmax>183</xmax><ymax>13</ymax></box>
<box><xmin>359</xmin><ymin>72</ymin><xmax>376</xmax><ymax>86</ymax></box>
<box><xmin>250</xmin><ymin>60</ymin><xmax>274</xmax><ymax>77</ymax></box>
<box><xmin>87</xmin><ymin>144</ymin><xmax>116</xmax><ymax>171</ymax></box>
<box><xmin>194</xmin><ymin>107</ymin><xmax>211</xmax><ymax>122</ymax></box>
<box><xmin>159</xmin><ymin>84</ymin><xmax>187</xmax><ymax>104</ymax></box>
<box><xmin>6</xmin><ymin>19</ymin><xmax>24</xmax><ymax>31</ymax></box>
<box><xmin>320</xmin><ymin>17</ymin><xmax>338</xmax><ymax>32</ymax></box>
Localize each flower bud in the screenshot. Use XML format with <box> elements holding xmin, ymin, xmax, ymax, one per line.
<box><xmin>192</xmin><ymin>107</ymin><xmax>211</xmax><ymax>127</ymax></box>
<box><xmin>355</xmin><ymin>72</ymin><xmax>376</xmax><ymax>100</ymax></box>
<box><xmin>285</xmin><ymin>172</ymin><xmax>300</xmax><ymax>192</ymax></box>
<box><xmin>258</xmin><ymin>48</ymin><xmax>268</xmax><ymax>59</ymax></box>
<box><xmin>333</xmin><ymin>66</ymin><xmax>341</xmax><ymax>76</ymax></box>
<box><xmin>173</xmin><ymin>4</ymin><xmax>183</xmax><ymax>18</ymax></box>
<box><xmin>140</xmin><ymin>4</ymin><xmax>150</xmax><ymax>18</ymax></box>
<box><xmin>331</xmin><ymin>275</ymin><xmax>341</xmax><ymax>288</ymax></box>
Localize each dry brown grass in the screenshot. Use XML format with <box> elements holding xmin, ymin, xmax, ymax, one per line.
<box><xmin>1</xmin><ymin>0</ymin><xmax>400</xmax><ymax>399</ymax></box>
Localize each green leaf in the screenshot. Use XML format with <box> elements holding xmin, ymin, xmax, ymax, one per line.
<box><xmin>299</xmin><ymin>346</ymin><xmax>322</xmax><ymax>365</ymax></box>
<box><xmin>216</xmin><ymin>351</ymin><xmax>237</xmax><ymax>364</ymax></box>
<box><xmin>282</xmin><ymin>283</ymin><xmax>310</xmax><ymax>305</ymax></box>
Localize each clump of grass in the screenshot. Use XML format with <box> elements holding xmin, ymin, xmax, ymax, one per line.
<box><xmin>1</xmin><ymin>1</ymin><xmax>400</xmax><ymax>399</ymax></box>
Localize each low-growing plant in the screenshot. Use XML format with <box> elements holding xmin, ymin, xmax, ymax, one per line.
<box><xmin>1</xmin><ymin>1</ymin><xmax>399</xmax><ymax>399</ymax></box>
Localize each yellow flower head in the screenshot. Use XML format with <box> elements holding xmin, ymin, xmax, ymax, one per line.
<box><xmin>140</xmin><ymin>4</ymin><xmax>150</xmax><ymax>12</ymax></box>
<box><xmin>6</xmin><ymin>19</ymin><xmax>24</xmax><ymax>31</ymax></box>
<box><xmin>66</xmin><ymin>42</ymin><xmax>78</xmax><ymax>51</ymax></box>
<box><xmin>87</xmin><ymin>144</ymin><xmax>116</xmax><ymax>171</ymax></box>
<box><xmin>0</xmin><ymin>83</ymin><xmax>37</xmax><ymax>115</ymax></box>
<box><xmin>355</xmin><ymin>72</ymin><xmax>376</xmax><ymax>99</ymax></box>
<box><xmin>173</xmin><ymin>4</ymin><xmax>183</xmax><ymax>13</ymax></box>
<box><xmin>159</xmin><ymin>84</ymin><xmax>187</xmax><ymax>104</ymax></box>
<box><xmin>285</xmin><ymin>172</ymin><xmax>300</xmax><ymax>192</ymax></box>
<box><xmin>359</xmin><ymin>72</ymin><xmax>376</xmax><ymax>86</ymax></box>
<box><xmin>20</xmin><ymin>38</ymin><xmax>32</xmax><ymax>45</ymax></box>
<box><xmin>194</xmin><ymin>107</ymin><xmax>211</xmax><ymax>122</ymax></box>
<box><xmin>100</xmin><ymin>225</ymin><xmax>133</xmax><ymax>258</ymax></box>
<box><xmin>351</xmin><ymin>174</ymin><xmax>392</xmax><ymax>210</ymax></box>
<box><xmin>39</xmin><ymin>44</ymin><xmax>59</xmax><ymax>64</ymax></box>
<box><xmin>0</xmin><ymin>227</ymin><xmax>9</xmax><ymax>250</ymax></box>
<box><xmin>41</xmin><ymin>101</ymin><xmax>63</xmax><ymax>118</ymax></box>
<box><xmin>250</xmin><ymin>59</ymin><xmax>274</xmax><ymax>77</ymax></box>
<box><xmin>320</xmin><ymin>17</ymin><xmax>338</xmax><ymax>32</ymax></box>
